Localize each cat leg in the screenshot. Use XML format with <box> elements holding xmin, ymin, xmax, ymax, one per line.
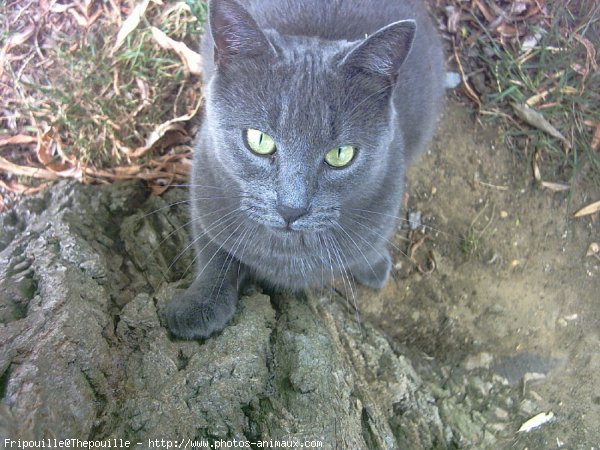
<box><xmin>350</xmin><ymin>248</ymin><xmax>392</xmax><ymax>289</ymax></box>
<box><xmin>165</xmin><ymin>240</ymin><xmax>245</xmax><ymax>339</ymax></box>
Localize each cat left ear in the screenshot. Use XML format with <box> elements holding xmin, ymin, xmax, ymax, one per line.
<box><xmin>209</xmin><ymin>0</ymin><xmax>272</xmax><ymax>65</ymax></box>
<box><xmin>341</xmin><ymin>20</ymin><xmax>416</xmax><ymax>83</ymax></box>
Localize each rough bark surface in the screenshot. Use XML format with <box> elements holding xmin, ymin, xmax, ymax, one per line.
<box><xmin>0</xmin><ymin>181</ymin><xmax>490</xmax><ymax>448</ymax></box>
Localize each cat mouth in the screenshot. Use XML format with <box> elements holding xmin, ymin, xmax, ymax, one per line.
<box><xmin>269</xmin><ymin>223</ymin><xmax>301</xmax><ymax>234</ymax></box>
<box><xmin>245</xmin><ymin>207</ymin><xmax>330</xmax><ymax>234</ymax></box>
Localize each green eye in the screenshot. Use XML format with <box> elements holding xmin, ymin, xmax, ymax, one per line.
<box><xmin>325</xmin><ymin>145</ymin><xmax>355</xmax><ymax>168</ymax></box>
<box><xmin>245</xmin><ymin>128</ymin><xmax>276</xmax><ymax>155</ymax></box>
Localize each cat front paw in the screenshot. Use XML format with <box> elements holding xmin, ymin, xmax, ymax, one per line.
<box><xmin>351</xmin><ymin>250</ymin><xmax>392</xmax><ymax>290</ymax></box>
<box><xmin>165</xmin><ymin>280</ymin><xmax>238</xmax><ymax>340</ymax></box>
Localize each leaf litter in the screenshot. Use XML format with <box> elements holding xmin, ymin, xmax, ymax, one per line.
<box><xmin>1</xmin><ymin>0</ymin><xmax>598</xmax><ymax>221</ymax></box>
<box><xmin>0</xmin><ymin>0</ymin><xmax>207</xmax><ymax>209</ymax></box>
<box><xmin>439</xmin><ymin>0</ymin><xmax>600</xmax><ymax>203</ymax></box>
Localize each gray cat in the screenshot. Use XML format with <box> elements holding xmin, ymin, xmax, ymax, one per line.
<box><xmin>166</xmin><ymin>0</ymin><xmax>445</xmax><ymax>339</ymax></box>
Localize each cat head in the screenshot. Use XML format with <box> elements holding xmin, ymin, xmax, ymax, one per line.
<box><xmin>201</xmin><ymin>0</ymin><xmax>416</xmax><ymax>234</ymax></box>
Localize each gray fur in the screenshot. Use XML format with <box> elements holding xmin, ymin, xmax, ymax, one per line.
<box><xmin>166</xmin><ymin>0</ymin><xmax>445</xmax><ymax>339</ymax></box>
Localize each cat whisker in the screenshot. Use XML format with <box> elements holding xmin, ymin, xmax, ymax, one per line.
<box><xmin>171</xmin><ymin>207</ymin><xmax>248</xmax><ymax>279</ymax></box>
<box><xmin>137</xmin><ymin>199</ymin><xmax>192</xmax><ymax>220</ymax></box>
<box><xmin>191</xmin><ymin>195</ymin><xmax>253</xmax><ymax>201</ymax></box>
<box><xmin>338</xmin><ymin>222</ymin><xmax>405</xmax><ymax>285</ymax></box>
<box><xmin>331</xmin><ymin>220</ymin><xmax>379</xmax><ymax>282</ymax></box>
<box><xmin>211</xmin><ymin>221</ymin><xmax>252</xmax><ymax>300</ymax></box>
<box><xmin>318</xmin><ymin>232</ymin><xmax>337</xmax><ymax>299</ymax></box>
<box><xmin>348</xmin><ymin>207</ymin><xmax>464</xmax><ymax>242</ymax></box>
<box><xmin>236</xmin><ymin>223</ymin><xmax>259</xmax><ymax>291</ymax></box>
<box><xmin>323</xmin><ymin>234</ymin><xmax>344</xmax><ymax>296</ymax></box>
<box><xmin>149</xmin><ymin>205</ymin><xmax>234</xmax><ymax>260</ymax></box>
<box><xmin>324</xmin><ymin>233</ymin><xmax>354</xmax><ymax>310</ymax></box>
<box><xmin>317</xmin><ymin>232</ymin><xmax>327</xmax><ymax>290</ymax></box>
<box><xmin>168</xmin><ymin>184</ymin><xmax>238</xmax><ymax>190</ymax></box>
<box><xmin>136</xmin><ymin>194</ymin><xmax>251</xmax><ymax>221</ymax></box>
<box><xmin>188</xmin><ymin>214</ymin><xmax>249</xmax><ymax>289</ymax></box>
<box><xmin>344</xmin><ymin>213</ymin><xmax>413</xmax><ymax>262</ymax></box>
<box><xmin>329</xmin><ymin>233</ymin><xmax>361</xmax><ymax>327</ymax></box>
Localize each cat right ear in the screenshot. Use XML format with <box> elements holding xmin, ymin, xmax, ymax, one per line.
<box><xmin>209</xmin><ymin>0</ymin><xmax>273</xmax><ymax>66</ymax></box>
<box><xmin>340</xmin><ymin>20</ymin><xmax>416</xmax><ymax>84</ymax></box>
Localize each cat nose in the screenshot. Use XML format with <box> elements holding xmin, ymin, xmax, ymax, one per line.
<box><xmin>276</xmin><ymin>204</ymin><xmax>308</xmax><ymax>225</ymax></box>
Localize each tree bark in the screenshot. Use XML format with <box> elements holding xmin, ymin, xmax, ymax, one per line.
<box><xmin>0</xmin><ymin>181</ymin><xmax>493</xmax><ymax>449</ymax></box>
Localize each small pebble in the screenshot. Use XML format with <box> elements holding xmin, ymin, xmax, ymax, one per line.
<box><xmin>519</xmin><ymin>399</ymin><xmax>537</xmax><ymax>415</ymax></box>
<box><xmin>445</xmin><ymin>71</ymin><xmax>461</xmax><ymax>89</ymax></box>
<box><xmin>464</xmin><ymin>352</ymin><xmax>493</xmax><ymax>370</ymax></box>
<box><xmin>518</xmin><ymin>411</ymin><xmax>555</xmax><ymax>432</ymax></box>
<box><xmin>494</xmin><ymin>407</ymin><xmax>509</xmax><ymax>420</ymax></box>
<box><xmin>586</xmin><ymin>242</ymin><xmax>599</xmax><ymax>257</ymax></box>
<box><xmin>408</xmin><ymin>211</ymin><xmax>422</xmax><ymax>230</ymax></box>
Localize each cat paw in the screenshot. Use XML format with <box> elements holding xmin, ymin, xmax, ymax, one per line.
<box><xmin>351</xmin><ymin>251</ymin><xmax>392</xmax><ymax>289</ymax></box>
<box><xmin>165</xmin><ymin>280</ymin><xmax>238</xmax><ymax>340</ymax></box>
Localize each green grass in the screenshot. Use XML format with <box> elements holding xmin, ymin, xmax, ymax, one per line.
<box><xmin>471</xmin><ymin>2</ymin><xmax>600</xmax><ymax>187</ymax></box>
<box><xmin>2</xmin><ymin>1</ymin><xmax>208</xmax><ymax>169</ymax></box>
<box><xmin>2</xmin><ymin>0</ymin><xmax>598</xmax><ymax>196</ymax></box>
<box><xmin>460</xmin><ymin>202</ymin><xmax>495</xmax><ymax>258</ymax></box>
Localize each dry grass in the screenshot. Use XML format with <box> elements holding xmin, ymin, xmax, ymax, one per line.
<box><xmin>440</xmin><ymin>0</ymin><xmax>600</xmax><ymax>193</ymax></box>
<box><xmin>1</xmin><ymin>0</ymin><xmax>599</xmax><ymax>213</ymax></box>
<box><xmin>0</xmin><ymin>0</ymin><xmax>207</xmax><ymax>209</ymax></box>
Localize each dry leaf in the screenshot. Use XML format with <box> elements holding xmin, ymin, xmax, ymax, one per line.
<box><xmin>0</xmin><ymin>155</ymin><xmax>58</xmax><ymax>179</ymax></box>
<box><xmin>453</xmin><ymin>42</ymin><xmax>481</xmax><ymax>107</ymax></box>
<box><xmin>590</xmin><ymin>123</ymin><xmax>600</xmax><ymax>152</ymax></box>
<box><xmin>526</xmin><ymin>89</ymin><xmax>550</xmax><ymax>106</ymax></box>
<box><xmin>36</xmin><ymin>132</ymin><xmax>71</xmax><ymax>172</ymax></box>
<box><xmin>84</xmin><ymin>0</ymin><xmax>94</xmax><ymax>16</ymax></box>
<box><xmin>0</xmin><ymin>135</ymin><xmax>37</xmax><ymax>147</ymax></box>
<box><xmin>4</xmin><ymin>24</ymin><xmax>36</xmax><ymax>52</ymax></box>
<box><xmin>150</xmin><ymin>27</ymin><xmax>202</xmax><ymax>76</ymax></box>
<box><xmin>132</xmin><ymin>78</ymin><xmax>151</xmax><ymax>117</ymax></box>
<box><xmin>130</xmin><ymin>98</ymin><xmax>202</xmax><ymax>158</ymax></box>
<box><xmin>560</xmin><ymin>86</ymin><xmax>577</xmax><ymax>95</ymax></box>
<box><xmin>0</xmin><ymin>25</ymin><xmax>36</xmax><ymax>77</ymax></box>
<box><xmin>68</xmin><ymin>8</ymin><xmax>90</xmax><ymax>27</ymax></box>
<box><xmin>586</xmin><ymin>243</ymin><xmax>599</xmax><ymax>257</ymax></box>
<box><xmin>111</xmin><ymin>0</ymin><xmax>151</xmax><ymax>55</ymax></box>
<box><xmin>522</xmin><ymin>32</ymin><xmax>542</xmax><ymax>52</ymax></box>
<box><xmin>50</xmin><ymin>3</ymin><xmax>72</xmax><ymax>13</ymax></box>
<box><xmin>541</xmin><ymin>181</ymin><xmax>570</xmax><ymax>192</ymax></box>
<box><xmin>518</xmin><ymin>412</ymin><xmax>555</xmax><ymax>432</ymax></box>
<box><xmin>496</xmin><ymin>23</ymin><xmax>519</xmax><ymax>37</ymax></box>
<box><xmin>511</xmin><ymin>2</ymin><xmax>528</xmax><ymax>15</ymax></box>
<box><xmin>571</xmin><ymin>63</ymin><xmax>585</xmax><ymax>76</ymax></box>
<box><xmin>574</xmin><ymin>33</ymin><xmax>599</xmax><ymax>73</ymax></box>
<box><xmin>83</xmin><ymin>164</ymin><xmax>143</xmax><ymax>180</ymax></box>
<box><xmin>574</xmin><ymin>200</ymin><xmax>600</xmax><ymax>218</ymax></box>
<box><xmin>511</xmin><ymin>103</ymin><xmax>571</xmax><ymax>149</ymax></box>
<box><xmin>475</xmin><ymin>0</ymin><xmax>496</xmax><ymax>22</ymax></box>
<box><xmin>444</xmin><ymin>6</ymin><xmax>461</xmax><ymax>34</ymax></box>
<box><xmin>0</xmin><ymin>179</ymin><xmax>52</xmax><ymax>194</ymax></box>
<box><xmin>150</xmin><ymin>178</ymin><xmax>173</xmax><ymax>196</ymax></box>
<box><xmin>532</xmin><ymin>150</ymin><xmax>542</xmax><ymax>182</ymax></box>
<box><xmin>85</xmin><ymin>9</ymin><xmax>103</xmax><ymax>28</ymax></box>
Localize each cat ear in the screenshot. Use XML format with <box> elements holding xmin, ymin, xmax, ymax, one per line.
<box><xmin>209</xmin><ymin>0</ymin><xmax>272</xmax><ymax>65</ymax></box>
<box><xmin>341</xmin><ymin>20</ymin><xmax>416</xmax><ymax>83</ymax></box>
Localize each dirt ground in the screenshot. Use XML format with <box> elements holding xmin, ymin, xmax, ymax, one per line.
<box><xmin>357</xmin><ymin>100</ymin><xmax>600</xmax><ymax>449</ymax></box>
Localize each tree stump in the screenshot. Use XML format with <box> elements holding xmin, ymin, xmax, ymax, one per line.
<box><xmin>0</xmin><ymin>181</ymin><xmax>495</xmax><ymax>448</ymax></box>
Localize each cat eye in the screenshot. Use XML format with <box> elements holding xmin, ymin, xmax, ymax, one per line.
<box><xmin>324</xmin><ymin>145</ymin><xmax>355</xmax><ymax>168</ymax></box>
<box><xmin>245</xmin><ymin>128</ymin><xmax>277</xmax><ymax>155</ymax></box>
